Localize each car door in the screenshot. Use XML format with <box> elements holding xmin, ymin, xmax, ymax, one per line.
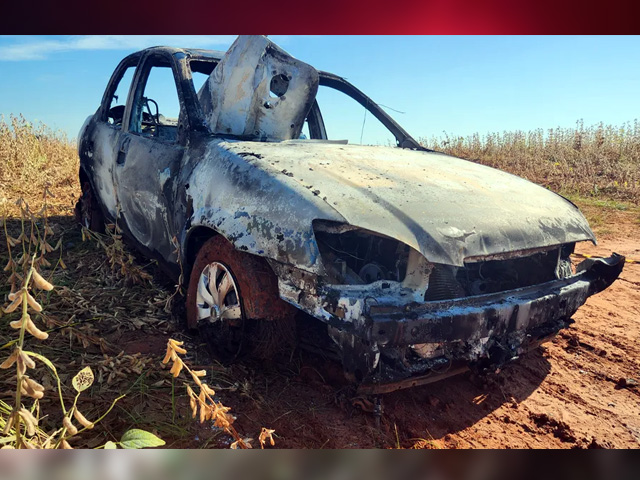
<box><xmin>114</xmin><ymin>52</ymin><xmax>187</xmax><ymax>263</ymax></box>
<box><xmin>79</xmin><ymin>55</ymin><xmax>139</xmax><ymax>220</ymax></box>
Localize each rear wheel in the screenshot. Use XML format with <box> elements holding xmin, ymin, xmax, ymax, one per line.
<box><xmin>74</xmin><ymin>180</ymin><xmax>104</xmax><ymax>232</ymax></box>
<box><xmin>186</xmin><ymin>236</ymin><xmax>295</xmax><ymax>360</ymax></box>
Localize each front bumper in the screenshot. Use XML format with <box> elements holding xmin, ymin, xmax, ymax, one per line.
<box><xmin>339</xmin><ymin>254</ymin><xmax>624</xmax><ymax>392</ymax></box>
<box><xmin>367</xmin><ymin>253</ymin><xmax>624</xmax><ymax>347</ymax></box>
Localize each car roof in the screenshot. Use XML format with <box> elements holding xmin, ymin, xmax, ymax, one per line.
<box><xmin>121</xmin><ymin>45</ymin><xmax>423</xmax><ymax>150</ymax></box>
<box><xmin>123</xmin><ymin>46</ymin><xmax>342</xmax><ymax>76</ymax></box>
<box><xmin>129</xmin><ymin>46</ymin><xmax>226</xmax><ymax>61</ymax></box>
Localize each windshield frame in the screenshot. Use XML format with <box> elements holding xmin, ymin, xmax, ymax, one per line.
<box><xmin>184</xmin><ymin>52</ymin><xmax>426</xmax><ymax>150</ymax></box>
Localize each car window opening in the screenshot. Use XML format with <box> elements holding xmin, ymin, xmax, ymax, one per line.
<box><xmin>106</xmin><ymin>66</ymin><xmax>135</xmax><ymax>129</ymax></box>
<box><xmin>130</xmin><ymin>64</ymin><xmax>182</xmax><ymax>143</ymax></box>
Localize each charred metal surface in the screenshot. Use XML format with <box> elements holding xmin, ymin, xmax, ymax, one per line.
<box><xmin>278</xmin><ymin>254</ymin><xmax>624</xmax><ymax>386</ymax></box>
<box><xmin>368</xmin><ymin>254</ymin><xmax>624</xmax><ymax>347</ymax></box>
<box><xmin>216</xmin><ymin>140</ymin><xmax>597</xmax><ymax>268</ymax></box>
<box><xmin>197</xmin><ymin>35</ymin><xmax>318</xmax><ymax>141</ymax></box>
<box><xmin>77</xmin><ymin>36</ymin><xmax>625</xmax><ymax>390</ymax></box>
<box><xmin>357</xmin><ymin>365</ymin><xmax>470</xmax><ymax>396</ymax></box>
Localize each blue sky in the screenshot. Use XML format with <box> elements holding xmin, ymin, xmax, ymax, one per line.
<box><xmin>1</xmin><ymin>35</ymin><xmax>639</xmax><ymax>144</ymax></box>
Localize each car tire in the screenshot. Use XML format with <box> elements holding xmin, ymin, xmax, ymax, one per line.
<box><xmin>186</xmin><ymin>235</ymin><xmax>295</xmax><ymax>359</ymax></box>
<box><xmin>75</xmin><ymin>180</ymin><xmax>104</xmax><ymax>232</ymax></box>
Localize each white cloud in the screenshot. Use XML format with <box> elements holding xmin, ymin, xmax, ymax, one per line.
<box><xmin>0</xmin><ymin>35</ymin><xmax>242</xmax><ymax>61</ymax></box>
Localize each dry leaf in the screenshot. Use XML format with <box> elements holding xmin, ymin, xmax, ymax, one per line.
<box><xmin>258</xmin><ymin>428</ymin><xmax>276</xmax><ymax>449</ymax></box>
<box><xmin>72</xmin><ymin>366</ymin><xmax>94</xmax><ymax>392</ymax></box>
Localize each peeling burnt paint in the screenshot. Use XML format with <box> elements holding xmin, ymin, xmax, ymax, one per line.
<box><xmin>78</xmin><ymin>37</ymin><xmax>625</xmax><ymax>390</ymax></box>
<box><xmin>197</xmin><ymin>35</ymin><xmax>318</xmax><ymax>142</ymax></box>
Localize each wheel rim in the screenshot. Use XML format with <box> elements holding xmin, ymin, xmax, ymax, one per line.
<box><xmin>79</xmin><ymin>184</ymin><xmax>93</xmax><ymax>229</ymax></box>
<box><xmin>81</xmin><ymin>204</ymin><xmax>91</xmax><ymax>229</ymax></box>
<box><xmin>196</xmin><ymin>262</ymin><xmax>242</xmax><ymax>324</ymax></box>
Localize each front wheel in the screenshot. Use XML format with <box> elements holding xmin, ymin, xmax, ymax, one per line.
<box><xmin>185</xmin><ymin>236</ymin><xmax>295</xmax><ymax>359</ymax></box>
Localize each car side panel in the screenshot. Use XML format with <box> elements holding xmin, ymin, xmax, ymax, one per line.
<box><xmin>80</xmin><ymin>119</ymin><xmax>121</xmax><ymax>220</ymax></box>
<box><xmin>180</xmin><ymin>139</ymin><xmax>347</xmax><ymax>273</ymax></box>
<box><xmin>113</xmin><ymin>133</ymin><xmax>185</xmax><ymax>262</ymax></box>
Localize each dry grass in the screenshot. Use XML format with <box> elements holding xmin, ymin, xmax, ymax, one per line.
<box><xmin>420</xmin><ymin>119</ymin><xmax>640</xmax><ymax>205</ymax></box>
<box><xmin>0</xmin><ymin>115</ymin><xmax>79</xmax><ymax>216</ymax></box>
<box><xmin>0</xmin><ymin>208</ymin><xmax>180</xmax><ymax>447</ymax></box>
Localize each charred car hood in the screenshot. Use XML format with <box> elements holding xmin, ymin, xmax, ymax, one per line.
<box><xmin>221</xmin><ymin>140</ymin><xmax>595</xmax><ymax>267</ymax></box>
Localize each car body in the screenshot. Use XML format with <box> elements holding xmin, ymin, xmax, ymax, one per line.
<box><xmin>77</xmin><ymin>36</ymin><xmax>624</xmax><ymax>394</ymax></box>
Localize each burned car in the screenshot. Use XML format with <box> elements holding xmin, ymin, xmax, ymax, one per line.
<box><xmin>76</xmin><ymin>36</ymin><xmax>624</xmax><ymax>394</ymax></box>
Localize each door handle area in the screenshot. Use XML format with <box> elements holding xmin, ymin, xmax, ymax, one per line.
<box><xmin>116</xmin><ymin>137</ymin><xmax>131</xmax><ymax>165</ymax></box>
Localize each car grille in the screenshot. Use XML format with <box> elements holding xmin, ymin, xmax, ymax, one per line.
<box><xmin>424</xmin><ymin>248</ymin><xmax>562</xmax><ymax>301</ymax></box>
